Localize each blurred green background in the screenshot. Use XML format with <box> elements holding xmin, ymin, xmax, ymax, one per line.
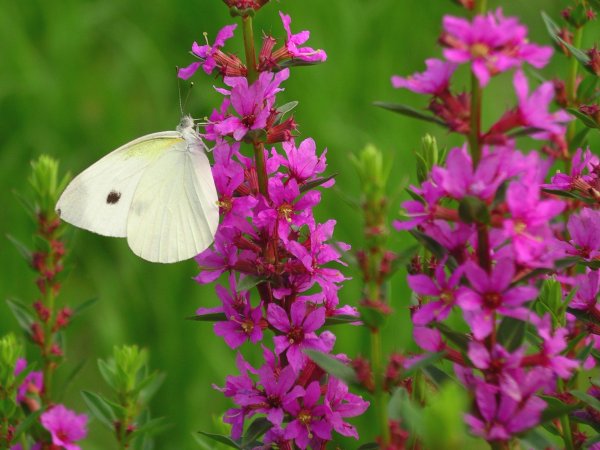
<box><xmin>0</xmin><ymin>0</ymin><xmax>593</xmax><ymax>448</ymax></box>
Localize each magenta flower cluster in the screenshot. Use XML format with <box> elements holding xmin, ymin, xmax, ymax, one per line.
<box><xmin>11</xmin><ymin>359</ymin><xmax>87</xmax><ymax>450</ymax></box>
<box><xmin>391</xmin><ymin>9</ymin><xmax>599</xmax><ymax>443</ymax></box>
<box><xmin>180</xmin><ymin>13</ymin><xmax>368</xmax><ymax>448</ymax></box>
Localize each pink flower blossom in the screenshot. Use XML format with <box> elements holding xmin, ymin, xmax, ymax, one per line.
<box><xmin>457</xmin><ymin>259</ymin><xmax>538</xmax><ymax>340</ymax></box>
<box><xmin>178</xmin><ymin>24</ymin><xmax>238</xmax><ymax>79</ymax></box>
<box><xmin>40</xmin><ymin>405</ymin><xmax>87</xmax><ymax>450</ymax></box>
<box><xmin>391</xmin><ymin>59</ymin><xmax>457</xmax><ymax>95</ymax></box>
<box><xmin>280</xmin><ymin>12</ymin><xmax>327</xmax><ymax>62</ymax></box>
<box><xmin>441</xmin><ymin>10</ymin><xmax>552</xmax><ymax>86</ymax></box>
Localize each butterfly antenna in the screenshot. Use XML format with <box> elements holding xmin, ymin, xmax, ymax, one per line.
<box><xmin>183</xmin><ymin>82</ymin><xmax>194</xmax><ymax>113</ymax></box>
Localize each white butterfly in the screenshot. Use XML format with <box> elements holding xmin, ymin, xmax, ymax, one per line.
<box><xmin>56</xmin><ymin>116</ymin><xmax>219</xmax><ymax>263</ymax></box>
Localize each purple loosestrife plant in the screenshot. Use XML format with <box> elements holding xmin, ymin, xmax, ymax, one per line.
<box><xmin>383</xmin><ymin>0</ymin><xmax>600</xmax><ymax>448</ymax></box>
<box><xmin>181</xmin><ymin>4</ymin><xmax>368</xmax><ymax>448</ymax></box>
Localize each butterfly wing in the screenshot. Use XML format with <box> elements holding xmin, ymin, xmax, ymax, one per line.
<box><xmin>126</xmin><ymin>144</ymin><xmax>219</xmax><ymax>263</ymax></box>
<box><xmin>56</xmin><ymin>132</ymin><xmax>183</xmax><ymax>238</ymax></box>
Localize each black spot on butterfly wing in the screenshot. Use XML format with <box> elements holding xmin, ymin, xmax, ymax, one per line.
<box><xmin>106</xmin><ymin>190</ymin><xmax>121</xmax><ymax>204</ymax></box>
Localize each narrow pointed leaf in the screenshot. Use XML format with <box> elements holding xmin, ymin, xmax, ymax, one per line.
<box><xmin>241</xmin><ymin>417</ymin><xmax>271</xmax><ymax>447</ymax></box>
<box><xmin>6</xmin><ymin>298</ymin><xmax>34</xmax><ymax>336</ymax></box>
<box><xmin>373</xmin><ymin>102</ymin><xmax>448</xmax><ymax>128</ymax></box>
<box><xmin>567</xmin><ymin>108</ymin><xmax>600</xmax><ymax>129</ymax></box>
<box><xmin>81</xmin><ymin>390</ymin><xmax>117</xmax><ymax>429</ymax></box>
<box><xmin>324</xmin><ymin>315</ymin><xmax>361</xmax><ymax>326</ymax></box>
<box><xmin>497</xmin><ymin>317</ymin><xmax>526</xmax><ymax>351</ymax></box>
<box><xmin>571</xmin><ymin>390</ymin><xmax>600</xmax><ymax>411</ymax></box>
<box><xmin>187</xmin><ymin>312</ymin><xmax>227</xmax><ymax>322</ymax></box>
<box><xmin>197</xmin><ymin>432</ymin><xmax>240</xmax><ymax>449</ymax></box>
<box><xmin>539</xmin><ymin>395</ymin><xmax>580</xmax><ymax>423</ymax></box>
<box><xmin>408</xmin><ymin>229</ymin><xmax>447</xmax><ymax>260</ymax></box>
<box><xmin>6</xmin><ymin>234</ymin><xmax>33</xmax><ymax>266</ymax></box>
<box><xmin>304</xmin><ymin>349</ymin><xmax>359</xmax><ymax>387</ymax></box>
<box><xmin>299</xmin><ymin>174</ymin><xmax>337</xmax><ymax>193</ymax></box>
<box><xmin>404</xmin><ymin>352</ymin><xmax>445</xmax><ymax>377</ymax></box>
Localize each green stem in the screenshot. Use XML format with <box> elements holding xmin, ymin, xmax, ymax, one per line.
<box><xmin>241</xmin><ymin>15</ymin><xmax>258</xmax><ymax>84</ymax></box>
<box><xmin>41</xmin><ymin>289</ymin><xmax>56</xmax><ymax>404</ymax></box>
<box><xmin>253</xmin><ymin>142</ymin><xmax>268</xmax><ymax>197</ymax></box>
<box><xmin>469</xmin><ymin>74</ymin><xmax>483</xmax><ymax>167</ymax></box>
<box><xmin>370</xmin><ymin>328</ymin><xmax>390</xmax><ymax>446</ymax></box>
<box><xmin>566</xmin><ymin>26</ymin><xmax>584</xmax><ymax>171</ymax></box>
<box><xmin>559</xmin><ymin>380</ymin><xmax>575</xmax><ymax>450</ymax></box>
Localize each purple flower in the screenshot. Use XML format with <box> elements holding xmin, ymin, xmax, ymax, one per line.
<box><xmin>215</xmin><ymin>70</ymin><xmax>289</xmax><ymax>141</ymax></box>
<box><xmin>546</xmin><ymin>147</ymin><xmax>599</xmax><ymax>191</ymax></box>
<box><xmin>213</xmin><ymin>276</ymin><xmax>264</xmax><ymax>349</ymax></box>
<box><xmin>561</xmin><ymin>208</ymin><xmax>600</xmax><ymax>260</ymax></box>
<box><xmin>409</xmin><ymin>262</ymin><xmax>464</xmax><ymax>325</ymax></box>
<box><xmin>285</xmin><ymin>220</ymin><xmax>349</xmax><ymax>289</ymax></box>
<box><xmin>272</xmin><ymin>138</ymin><xmax>330</xmax><ymax>185</ymax></box>
<box><xmin>284</xmin><ymin>381</ymin><xmax>331</xmax><ymax>449</ymax></box>
<box><xmin>394</xmin><ymin>181</ymin><xmax>445</xmax><ymax>230</ymax></box>
<box><xmin>441</xmin><ymin>10</ymin><xmax>552</xmax><ymax>86</ymax></box>
<box><xmin>255</xmin><ymin>177</ymin><xmax>320</xmax><ymax>240</ymax></box>
<box><xmin>391</xmin><ymin>59</ymin><xmax>457</xmax><ymax>95</ymax></box>
<box><xmin>178</xmin><ymin>24</ymin><xmax>238</xmax><ymax>79</ymax></box>
<box><xmin>503</xmin><ymin>181</ymin><xmax>564</xmax><ymax>265</ymax></box>
<box><xmin>530</xmin><ymin>314</ymin><xmax>579</xmax><ymax>379</ymax></box>
<box><xmin>457</xmin><ymin>259</ymin><xmax>538</xmax><ymax>339</ymax></box>
<box><xmin>251</xmin><ymin>365</ymin><xmax>304</xmax><ymax>426</ymax></box>
<box><xmin>570</xmin><ymin>270</ymin><xmax>600</xmax><ymax>313</ymax></box>
<box><xmin>513</xmin><ymin>70</ymin><xmax>570</xmax><ymax>137</ymax></box>
<box><xmin>280</xmin><ymin>12</ymin><xmax>327</xmax><ymax>62</ymax></box>
<box><xmin>40</xmin><ymin>405</ymin><xmax>88</xmax><ymax>450</ymax></box>
<box><xmin>465</xmin><ymin>379</ymin><xmax>546</xmax><ymax>441</ymax></box>
<box><xmin>268</xmin><ymin>302</ymin><xmax>329</xmax><ymax>372</ymax></box>
<box><xmin>324</xmin><ymin>378</ymin><xmax>369</xmax><ymax>439</ymax></box>
<box><xmin>14</xmin><ymin>358</ymin><xmax>43</xmax><ymax>403</ymax></box>
<box><xmin>195</xmin><ymin>227</ymin><xmax>241</xmax><ymax>284</ymax></box>
<box><xmin>432</xmin><ymin>146</ymin><xmax>510</xmax><ymax>201</ymax></box>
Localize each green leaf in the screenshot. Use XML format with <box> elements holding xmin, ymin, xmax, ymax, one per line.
<box><xmin>577</xmin><ymin>75</ymin><xmax>598</xmax><ymax>100</ymax></box>
<box><xmin>507</xmin><ymin>127</ymin><xmax>545</xmax><ymax>138</ymax></box>
<box><xmin>571</xmin><ymin>390</ymin><xmax>600</xmax><ymax>411</ymax></box>
<box><xmin>197</xmin><ymin>431</ymin><xmax>240</xmax><ymax>449</ymax></box>
<box><xmin>276</xmin><ymin>100</ymin><xmax>298</xmax><ymax>117</ymax></box>
<box><xmin>13</xmin><ymin>410</ymin><xmax>42</xmax><ymax>440</ymax></box>
<box><xmin>6</xmin><ymin>298</ymin><xmax>34</xmax><ymax>336</ymax></box>
<box><xmin>323</xmin><ymin>315</ymin><xmax>360</xmax><ymax>326</ymax></box>
<box><xmin>304</xmin><ymin>349</ymin><xmax>359</xmax><ymax>387</ymax></box>
<box><xmin>458</xmin><ymin>196</ymin><xmax>490</xmax><ymax>225</ymax></box>
<box><xmin>187</xmin><ymin>312</ymin><xmax>228</xmax><ymax>322</ymax></box>
<box><xmin>542</xmin><ymin>12</ymin><xmax>591</xmax><ymax>69</ymax></box>
<box><xmin>81</xmin><ymin>390</ymin><xmax>117</xmax><ymax>429</ymax></box>
<box><xmin>358</xmin><ymin>306</ymin><xmax>386</xmax><ymax>329</ymax></box>
<box><xmin>241</xmin><ymin>417</ymin><xmax>271</xmax><ymax>448</ymax></box>
<box><xmin>567</xmin><ymin>108</ymin><xmax>600</xmax><ymax>129</ymax></box>
<box><xmin>519</xmin><ymin>428</ymin><xmax>558</xmax><ymax>450</ymax></box>
<box><xmin>6</xmin><ymin>234</ymin><xmax>33</xmax><ymax>267</ymax></box>
<box><xmin>373</xmin><ymin>102</ymin><xmax>448</xmax><ymax>128</ymax></box>
<box><xmin>388</xmin><ymin>388</ymin><xmax>422</xmax><ymax>432</ymax></box>
<box><xmin>539</xmin><ymin>395</ymin><xmax>580</xmax><ymax>423</ymax></box>
<box><xmin>137</xmin><ymin>372</ymin><xmax>166</xmax><ymax>404</ymax></box>
<box><xmin>433</xmin><ymin>323</ymin><xmax>469</xmax><ymax>351</ymax></box>
<box><xmin>299</xmin><ymin>174</ymin><xmax>337</xmax><ymax>193</ymax></box>
<box><xmin>357</xmin><ymin>444</ymin><xmax>380</xmax><ymax>450</ymax></box>
<box><xmin>131</xmin><ymin>416</ymin><xmax>169</xmax><ymax>437</ymax></box>
<box><xmin>73</xmin><ymin>297</ymin><xmax>98</xmax><ymax>318</ymax></box>
<box><xmin>497</xmin><ymin>317</ymin><xmax>526</xmax><ymax>351</ymax></box>
<box><xmin>236</xmin><ymin>275</ymin><xmax>263</xmax><ymax>292</ymax></box>
<box><xmin>422</xmin><ymin>365</ymin><xmax>454</xmax><ymax>387</ymax></box>
<box><xmin>570</xmin><ymin>127</ymin><xmax>590</xmax><ymax>152</ymax></box>
<box><xmin>98</xmin><ymin>358</ymin><xmax>118</xmax><ymax>390</ymax></box>
<box><xmin>408</xmin><ymin>229</ymin><xmax>447</xmax><ymax>260</ymax></box>
<box><xmin>404</xmin><ymin>352</ymin><xmax>445</xmax><ymax>378</ymax></box>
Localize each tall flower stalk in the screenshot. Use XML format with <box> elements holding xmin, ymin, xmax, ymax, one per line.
<box><xmin>180</xmin><ymin>3</ymin><xmax>369</xmax><ymax>448</ymax></box>
<box><xmin>384</xmin><ymin>0</ymin><xmax>600</xmax><ymax>448</ymax></box>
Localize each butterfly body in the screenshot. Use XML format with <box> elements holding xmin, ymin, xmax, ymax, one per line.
<box><xmin>56</xmin><ymin>116</ymin><xmax>219</xmax><ymax>263</ymax></box>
